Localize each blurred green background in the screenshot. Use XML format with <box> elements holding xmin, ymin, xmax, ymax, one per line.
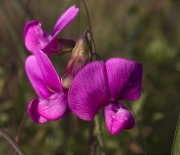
<box><xmin>0</xmin><ymin>0</ymin><xmax>179</xmax><ymax>154</ymax></box>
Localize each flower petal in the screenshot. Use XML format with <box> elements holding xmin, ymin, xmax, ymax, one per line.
<box><xmin>28</xmin><ymin>98</ymin><xmax>48</xmax><ymax>124</ymax></box>
<box><xmin>24</xmin><ymin>20</ymin><xmax>52</xmax><ymax>53</ymax></box>
<box><xmin>37</xmin><ymin>93</ymin><xmax>69</xmax><ymax>120</ymax></box>
<box><xmin>105</xmin><ymin>58</ymin><xmax>143</xmax><ymax>101</ymax></box>
<box><xmin>52</xmin><ymin>5</ymin><xmax>79</xmax><ymax>37</ymax></box>
<box><xmin>25</xmin><ymin>55</ymin><xmax>52</xmax><ymax>98</ymax></box>
<box><xmin>43</xmin><ymin>5</ymin><xmax>79</xmax><ymax>55</ymax></box>
<box><xmin>104</xmin><ymin>102</ymin><xmax>135</xmax><ymax>135</ymax></box>
<box><xmin>24</xmin><ymin>20</ymin><xmax>39</xmax><ymax>36</ymax></box>
<box><xmin>68</xmin><ymin>61</ymin><xmax>110</xmax><ymax>121</ymax></box>
<box><xmin>34</xmin><ymin>49</ymin><xmax>62</xmax><ymax>93</ymax></box>
<box><xmin>42</xmin><ymin>38</ymin><xmax>63</xmax><ymax>55</ymax></box>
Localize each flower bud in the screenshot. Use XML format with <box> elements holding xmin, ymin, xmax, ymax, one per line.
<box><xmin>61</xmin><ymin>30</ymin><xmax>90</xmax><ymax>89</ymax></box>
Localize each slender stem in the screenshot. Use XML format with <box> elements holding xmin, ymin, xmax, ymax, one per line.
<box><xmin>16</xmin><ymin>112</ymin><xmax>28</xmax><ymax>139</ymax></box>
<box><xmin>86</xmin><ymin>121</ymin><xmax>95</xmax><ymax>154</ymax></box>
<box><xmin>0</xmin><ymin>129</ymin><xmax>26</xmax><ymax>155</ymax></box>
<box><xmin>12</xmin><ymin>112</ymin><xmax>27</xmax><ymax>155</ymax></box>
<box><xmin>82</xmin><ymin>0</ymin><xmax>98</xmax><ymax>59</ymax></box>
<box><xmin>125</xmin><ymin>101</ymin><xmax>147</xmax><ymax>155</ymax></box>
<box><xmin>65</xmin><ymin>0</ymin><xmax>74</xmax><ymax>10</ymax></box>
<box><xmin>94</xmin><ymin>114</ymin><xmax>106</xmax><ymax>155</ymax></box>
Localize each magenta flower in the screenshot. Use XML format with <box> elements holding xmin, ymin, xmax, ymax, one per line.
<box><xmin>25</xmin><ymin>49</ymin><xmax>69</xmax><ymax>123</ymax></box>
<box><xmin>24</xmin><ymin>5</ymin><xmax>79</xmax><ymax>55</ymax></box>
<box><xmin>68</xmin><ymin>58</ymin><xmax>143</xmax><ymax>134</ymax></box>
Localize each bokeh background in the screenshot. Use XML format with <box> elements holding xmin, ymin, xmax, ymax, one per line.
<box><xmin>0</xmin><ymin>0</ymin><xmax>179</xmax><ymax>154</ymax></box>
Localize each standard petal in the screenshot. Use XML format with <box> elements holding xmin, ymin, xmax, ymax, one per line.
<box><xmin>25</xmin><ymin>55</ymin><xmax>52</xmax><ymax>98</ymax></box>
<box><xmin>24</xmin><ymin>20</ymin><xmax>39</xmax><ymax>36</ymax></box>
<box><xmin>68</xmin><ymin>61</ymin><xmax>110</xmax><ymax>121</ymax></box>
<box><xmin>34</xmin><ymin>50</ymin><xmax>62</xmax><ymax>93</ymax></box>
<box><xmin>37</xmin><ymin>93</ymin><xmax>69</xmax><ymax>120</ymax></box>
<box><xmin>105</xmin><ymin>58</ymin><xmax>143</xmax><ymax>101</ymax></box>
<box><xmin>104</xmin><ymin>102</ymin><xmax>135</xmax><ymax>135</ymax></box>
<box><xmin>52</xmin><ymin>5</ymin><xmax>79</xmax><ymax>37</ymax></box>
<box><xmin>24</xmin><ymin>20</ymin><xmax>52</xmax><ymax>53</ymax></box>
<box><xmin>28</xmin><ymin>98</ymin><xmax>48</xmax><ymax>124</ymax></box>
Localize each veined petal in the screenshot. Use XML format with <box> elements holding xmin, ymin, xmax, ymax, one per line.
<box><xmin>68</xmin><ymin>61</ymin><xmax>110</xmax><ymax>121</ymax></box>
<box><xmin>52</xmin><ymin>5</ymin><xmax>79</xmax><ymax>38</ymax></box>
<box><xmin>24</xmin><ymin>20</ymin><xmax>52</xmax><ymax>53</ymax></box>
<box><xmin>105</xmin><ymin>58</ymin><xmax>143</xmax><ymax>101</ymax></box>
<box><xmin>104</xmin><ymin>102</ymin><xmax>135</xmax><ymax>135</ymax></box>
<box><xmin>25</xmin><ymin>55</ymin><xmax>52</xmax><ymax>98</ymax></box>
<box><xmin>28</xmin><ymin>98</ymin><xmax>48</xmax><ymax>124</ymax></box>
<box><xmin>37</xmin><ymin>93</ymin><xmax>69</xmax><ymax>120</ymax></box>
<box><xmin>34</xmin><ymin>50</ymin><xmax>62</xmax><ymax>93</ymax></box>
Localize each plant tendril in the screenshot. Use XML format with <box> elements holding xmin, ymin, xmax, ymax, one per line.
<box><xmin>82</xmin><ymin>0</ymin><xmax>98</xmax><ymax>60</ymax></box>
<box><xmin>125</xmin><ymin>101</ymin><xmax>147</xmax><ymax>155</ymax></box>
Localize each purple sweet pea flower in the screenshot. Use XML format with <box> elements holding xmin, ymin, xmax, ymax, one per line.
<box><xmin>24</xmin><ymin>5</ymin><xmax>79</xmax><ymax>55</ymax></box>
<box><xmin>68</xmin><ymin>58</ymin><xmax>143</xmax><ymax>134</ymax></box>
<box><xmin>25</xmin><ymin>49</ymin><xmax>70</xmax><ymax>123</ymax></box>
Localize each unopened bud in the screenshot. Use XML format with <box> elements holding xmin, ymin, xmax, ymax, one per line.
<box><xmin>61</xmin><ymin>30</ymin><xmax>90</xmax><ymax>89</ymax></box>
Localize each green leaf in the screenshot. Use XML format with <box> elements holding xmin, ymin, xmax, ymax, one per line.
<box><xmin>171</xmin><ymin>115</ymin><xmax>180</xmax><ymax>155</ymax></box>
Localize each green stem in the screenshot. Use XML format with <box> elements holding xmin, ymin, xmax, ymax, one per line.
<box><xmin>0</xmin><ymin>129</ymin><xmax>26</xmax><ymax>155</ymax></box>
<box><xmin>12</xmin><ymin>112</ymin><xmax>27</xmax><ymax>155</ymax></box>
<box><xmin>82</xmin><ymin>0</ymin><xmax>97</xmax><ymax>59</ymax></box>
<box><xmin>94</xmin><ymin>114</ymin><xmax>106</xmax><ymax>155</ymax></box>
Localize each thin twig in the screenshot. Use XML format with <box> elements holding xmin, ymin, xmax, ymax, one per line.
<box><xmin>86</xmin><ymin>121</ymin><xmax>95</xmax><ymax>154</ymax></box>
<box><xmin>125</xmin><ymin>101</ymin><xmax>147</xmax><ymax>155</ymax></box>
<box><xmin>65</xmin><ymin>0</ymin><xmax>74</xmax><ymax>10</ymax></box>
<box><xmin>0</xmin><ymin>129</ymin><xmax>26</xmax><ymax>155</ymax></box>
<box><xmin>16</xmin><ymin>112</ymin><xmax>27</xmax><ymax>142</ymax></box>
<box><xmin>94</xmin><ymin>114</ymin><xmax>106</xmax><ymax>155</ymax></box>
<box><xmin>82</xmin><ymin>0</ymin><xmax>98</xmax><ymax>59</ymax></box>
<box><xmin>12</xmin><ymin>112</ymin><xmax>27</xmax><ymax>155</ymax></box>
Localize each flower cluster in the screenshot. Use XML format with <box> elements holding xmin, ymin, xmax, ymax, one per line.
<box><xmin>24</xmin><ymin>5</ymin><xmax>143</xmax><ymax>134</ymax></box>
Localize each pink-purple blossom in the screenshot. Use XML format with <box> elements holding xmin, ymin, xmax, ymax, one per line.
<box><xmin>25</xmin><ymin>49</ymin><xmax>70</xmax><ymax>123</ymax></box>
<box><xmin>24</xmin><ymin>5</ymin><xmax>79</xmax><ymax>55</ymax></box>
<box><xmin>68</xmin><ymin>58</ymin><xmax>143</xmax><ymax>134</ymax></box>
